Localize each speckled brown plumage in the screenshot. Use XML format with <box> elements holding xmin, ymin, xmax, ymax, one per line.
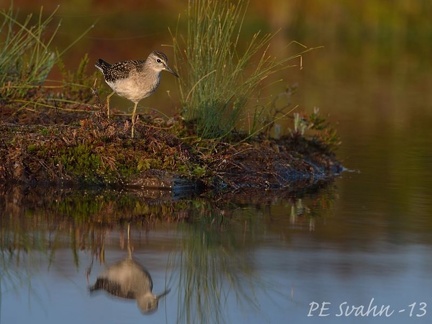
<box><xmin>95</xmin><ymin>51</ymin><xmax>178</xmax><ymax>138</ymax></box>
<box><xmin>95</xmin><ymin>51</ymin><xmax>170</xmax><ymax>83</ymax></box>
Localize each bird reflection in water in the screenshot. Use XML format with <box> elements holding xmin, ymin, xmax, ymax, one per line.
<box><xmin>88</xmin><ymin>224</ymin><xmax>170</xmax><ymax>314</ymax></box>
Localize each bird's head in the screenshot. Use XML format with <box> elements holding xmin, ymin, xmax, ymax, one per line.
<box><xmin>147</xmin><ymin>51</ymin><xmax>179</xmax><ymax>77</ymax></box>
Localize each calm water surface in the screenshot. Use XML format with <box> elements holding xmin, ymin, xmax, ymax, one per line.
<box><xmin>1</xmin><ymin>112</ymin><xmax>432</xmax><ymax>324</ymax></box>
<box><xmin>2</xmin><ymin>81</ymin><xmax>432</xmax><ymax>323</ymax></box>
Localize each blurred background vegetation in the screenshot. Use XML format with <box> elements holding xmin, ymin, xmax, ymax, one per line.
<box><xmin>6</xmin><ymin>0</ymin><xmax>431</xmax><ymax>66</ymax></box>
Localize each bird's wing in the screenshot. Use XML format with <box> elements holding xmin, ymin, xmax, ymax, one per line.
<box><xmin>105</xmin><ymin>60</ymin><xmax>145</xmax><ymax>82</ymax></box>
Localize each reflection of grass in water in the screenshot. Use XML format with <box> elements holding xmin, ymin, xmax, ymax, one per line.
<box><xmin>166</xmin><ymin>193</ymin><xmax>339</xmax><ymax>322</ymax></box>
<box><xmin>0</xmin><ymin>243</ymin><xmax>49</xmax><ymax>316</ymax></box>
<box><xmin>168</xmin><ymin>205</ymin><xmax>267</xmax><ymax>324</ymax></box>
<box><xmin>0</xmin><ymin>186</ymin><xmax>337</xmax><ymax>321</ymax></box>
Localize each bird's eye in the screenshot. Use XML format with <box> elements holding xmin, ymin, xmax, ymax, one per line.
<box><xmin>157</xmin><ymin>59</ymin><xmax>162</xmax><ymax>63</ymax></box>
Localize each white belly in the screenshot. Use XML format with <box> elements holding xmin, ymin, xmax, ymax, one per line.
<box><xmin>106</xmin><ymin>75</ymin><xmax>159</xmax><ymax>103</ymax></box>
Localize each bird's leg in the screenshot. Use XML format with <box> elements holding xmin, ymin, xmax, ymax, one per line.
<box><xmin>127</xmin><ymin>223</ymin><xmax>132</xmax><ymax>259</ymax></box>
<box><xmin>106</xmin><ymin>91</ymin><xmax>115</xmax><ymax>118</ymax></box>
<box><xmin>131</xmin><ymin>101</ymin><xmax>138</xmax><ymax>138</ymax></box>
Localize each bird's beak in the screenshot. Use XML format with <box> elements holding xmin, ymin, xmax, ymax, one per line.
<box><xmin>156</xmin><ymin>288</ymin><xmax>171</xmax><ymax>300</ymax></box>
<box><xmin>165</xmin><ymin>66</ymin><xmax>179</xmax><ymax>78</ymax></box>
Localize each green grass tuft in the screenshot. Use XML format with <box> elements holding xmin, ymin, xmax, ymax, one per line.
<box><xmin>0</xmin><ymin>4</ymin><xmax>94</xmax><ymax>103</ymax></box>
<box><xmin>172</xmin><ymin>0</ymin><xmax>318</xmax><ymax>139</ymax></box>
<box><xmin>0</xmin><ymin>5</ymin><xmax>59</xmax><ymax>99</ymax></box>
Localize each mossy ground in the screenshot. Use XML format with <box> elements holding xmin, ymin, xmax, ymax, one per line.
<box><xmin>0</xmin><ymin>100</ymin><xmax>342</xmax><ymax>191</ymax></box>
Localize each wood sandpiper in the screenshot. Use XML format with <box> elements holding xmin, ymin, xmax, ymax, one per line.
<box><xmin>95</xmin><ymin>51</ymin><xmax>178</xmax><ymax>138</ymax></box>
<box><xmin>88</xmin><ymin>224</ymin><xmax>170</xmax><ymax>313</ymax></box>
<box><xmin>89</xmin><ymin>257</ymin><xmax>170</xmax><ymax>314</ymax></box>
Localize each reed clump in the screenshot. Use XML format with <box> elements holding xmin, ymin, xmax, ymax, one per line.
<box><xmin>0</xmin><ymin>4</ymin><xmax>94</xmax><ymax>104</ymax></box>
<box><xmin>0</xmin><ymin>5</ymin><xmax>59</xmax><ymax>99</ymax></box>
<box><xmin>172</xmin><ymin>0</ymin><xmax>317</xmax><ymax>139</ymax></box>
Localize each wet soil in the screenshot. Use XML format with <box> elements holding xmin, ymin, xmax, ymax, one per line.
<box><xmin>0</xmin><ymin>105</ymin><xmax>343</xmax><ymax>194</ymax></box>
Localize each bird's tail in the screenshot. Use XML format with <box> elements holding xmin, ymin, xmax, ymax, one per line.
<box><xmin>95</xmin><ymin>59</ymin><xmax>111</xmax><ymax>73</ymax></box>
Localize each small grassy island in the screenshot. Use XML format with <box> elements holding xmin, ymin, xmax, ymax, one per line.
<box><xmin>0</xmin><ymin>2</ymin><xmax>342</xmax><ymax>194</ymax></box>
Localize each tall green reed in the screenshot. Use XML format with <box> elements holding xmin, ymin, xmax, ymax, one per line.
<box><xmin>0</xmin><ymin>5</ymin><xmax>92</xmax><ymax>101</ymax></box>
<box><xmin>0</xmin><ymin>5</ymin><xmax>57</xmax><ymax>98</ymax></box>
<box><xmin>172</xmin><ymin>0</ymin><xmax>316</xmax><ymax>139</ymax></box>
